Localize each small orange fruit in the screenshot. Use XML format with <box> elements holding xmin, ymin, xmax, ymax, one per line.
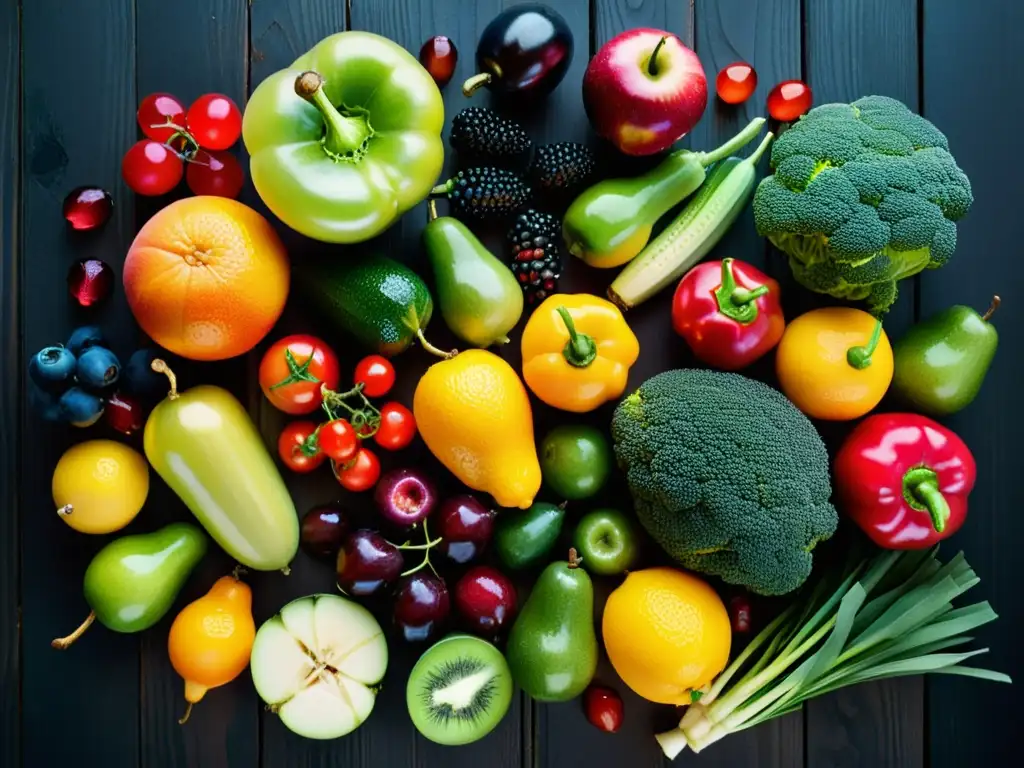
<box><xmin>123</xmin><ymin>196</ymin><xmax>289</xmax><ymax>361</ymax></box>
<box><xmin>602</xmin><ymin>567</ymin><xmax>731</xmax><ymax>705</ymax></box>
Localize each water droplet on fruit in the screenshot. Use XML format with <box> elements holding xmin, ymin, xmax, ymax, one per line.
<box><xmin>767</xmin><ymin>79</ymin><xmax>813</xmax><ymax>122</ymax></box>
<box><xmin>419</xmin><ymin>36</ymin><xmax>458</xmax><ymax>88</ymax></box>
<box><xmin>67</xmin><ymin>258</ymin><xmax>114</xmax><ymax>308</ymax></box>
<box><xmin>63</xmin><ymin>186</ymin><xmax>113</xmax><ymax>231</ymax></box>
<box><xmin>716</xmin><ymin>62</ymin><xmax>757</xmax><ymax>105</ymax></box>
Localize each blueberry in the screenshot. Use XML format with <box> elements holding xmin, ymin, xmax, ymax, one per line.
<box><xmin>30</xmin><ymin>386</ymin><xmax>67</xmax><ymax>423</ymax></box>
<box><xmin>75</xmin><ymin>346</ymin><xmax>121</xmax><ymax>392</ymax></box>
<box><xmin>28</xmin><ymin>346</ymin><xmax>77</xmax><ymax>392</ymax></box>
<box><xmin>121</xmin><ymin>348</ymin><xmax>165</xmax><ymax>400</ymax></box>
<box><xmin>66</xmin><ymin>325</ymin><xmax>106</xmax><ymax>357</ymax></box>
<box><xmin>58</xmin><ymin>386</ymin><xmax>104</xmax><ymax>427</ymax></box>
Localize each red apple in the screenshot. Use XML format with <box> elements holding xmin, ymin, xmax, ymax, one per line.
<box><xmin>583</xmin><ymin>28</ymin><xmax>707</xmax><ymax>156</ymax></box>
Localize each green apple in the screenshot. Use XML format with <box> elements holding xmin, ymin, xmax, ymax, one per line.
<box><xmin>539</xmin><ymin>425</ymin><xmax>612</xmax><ymax>500</ymax></box>
<box><xmin>572</xmin><ymin>508</ymin><xmax>638</xmax><ymax>575</ymax></box>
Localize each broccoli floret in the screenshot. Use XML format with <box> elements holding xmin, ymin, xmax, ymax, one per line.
<box><xmin>753</xmin><ymin>95</ymin><xmax>973</xmax><ymax>314</ymax></box>
<box><xmin>611</xmin><ymin>369</ymin><xmax>838</xmax><ymax>596</ymax></box>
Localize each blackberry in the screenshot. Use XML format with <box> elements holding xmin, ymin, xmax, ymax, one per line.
<box><xmin>450</xmin><ymin>107</ymin><xmax>533</xmax><ymax>167</ymax></box>
<box><xmin>432</xmin><ymin>167</ymin><xmax>530</xmax><ymax>221</ymax></box>
<box><xmin>507</xmin><ymin>210</ymin><xmax>562</xmax><ymax>304</ymax></box>
<box><xmin>529</xmin><ymin>142</ymin><xmax>596</xmax><ymax>196</ymax></box>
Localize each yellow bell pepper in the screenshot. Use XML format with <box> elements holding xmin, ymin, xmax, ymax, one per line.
<box><xmin>521</xmin><ymin>294</ymin><xmax>640</xmax><ymax>412</ymax></box>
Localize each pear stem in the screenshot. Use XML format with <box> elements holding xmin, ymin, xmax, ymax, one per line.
<box><xmin>982</xmin><ymin>295</ymin><xmax>1001</xmax><ymax>322</ymax></box>
<box><xmin>51</xmin><ymin>611</ymin><xmax>96</xmax><ymax>649</ymax></box>
<box><xmin>648</xmin><ymin>36</ymin><xmax>668</xmax><ymax>76</ymax></box>
<box><xmin>416</xmin><ymin>329</ymin><xmax>458</xmax><ymax>359</ymax></box>
<box><xmin>151</xmin><ymin>359</ymin><xmax>179</xmax><ymax>400</ymax></box>
<box><xmin>178</xmin><ymin>702</ymin><xmax>193</xmax><ymax>725</ymax></box>
<box><xmin>231</xmin><ymin>565</ymin><xmax>247</xmax><ymax>580</ymax></box>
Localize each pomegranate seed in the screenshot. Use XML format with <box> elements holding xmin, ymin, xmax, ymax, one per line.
<box><xmin>67</xmin><ymin>259</ymin><xmax>114</xmax><ymax>308</ymax></box>
<box><xmin>105</xmin><ymin>392</ymin><xmax>145</xmax><ymax>435</ymax></box>
<box><xmin>63</xmin><ymin>186</ymin><xmax>113</xmax><ymax>231</ymax></box>
<box><xmin>767</xmin><ymin>79</ymin><xmax>813</xmax><ymax>121</ymax></box>
<box><xmin>583</xmin><ymin>685</ymin><xmax>623</xmax><ymax>733</ymax></box>
<box><xmin>716</xmin><ymin>62</ymin><xmax>757</xmax><ymax>105</ymax></box>
<box><xmin>730</xmin><ymin>595</ymin><xmax>752</xmax><ymax>633</ymax></box>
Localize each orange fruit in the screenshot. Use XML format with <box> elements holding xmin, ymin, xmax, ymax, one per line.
<box><xmin>123</xmin><ymin>196</ymin><xmax>289</xmax><ymax>361</ymax></box>
<box><xmin>602</xmin><ymin>567</ymin><xmax>731</xmax><ymax>705</ymax></box>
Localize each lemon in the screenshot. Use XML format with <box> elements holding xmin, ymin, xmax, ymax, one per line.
<box><xmin>602</xmin><ymin>567</ymin><xmax>731</xmax><ymax>705</ymax></box>
<box><xmin>52</xmin><ymin>440</ymin><xmax>149</xmax><ymax>533</ymax></box>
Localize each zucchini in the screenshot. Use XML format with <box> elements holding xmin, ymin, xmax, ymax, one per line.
<box><xmin>608</xmin><ymin>131</ymin><xmax>774</xmax><ymax>310</ymax></box>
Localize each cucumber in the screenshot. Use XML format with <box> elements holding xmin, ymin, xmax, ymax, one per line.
<box><xmin>297</xmin><ymin>254</ymin><xmax>438</xmax><ymax>357</ymax></box>
<box><xmin>608</xmin><ymin>131</ymin><xmax>774</xmax><ymax>310</ymax></box>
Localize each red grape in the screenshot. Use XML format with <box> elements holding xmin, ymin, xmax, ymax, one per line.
<box><xmin>436</xmin><ymin>495</ymin><xmax>495</xmax><ymax>563</ymax></box>
<box><xmin>137</xmin><ymin>93</ymin><xmax>186</xmax><ymax>142</ymax></box>
<box><xmin>454</xmin><ymin>566</ymin><xmax>516</xmax><ymax>639</ymax></box>
<box><xmin>419</xmin><ymin>36</ymin><xmax>458</xmax><ymax>88</ymax></box>
<box><xmin>300</xmin><ymin>504</ymin><xmax>350</xmax><ymax>560</ymax></box>
<box><xmin>583</xmin><ymin>685</ymin><xmax>624</xmax><ymax>733</ymax></box>
<box><xmin>121</xmin><ymin>139</ymin><xmax>183</xmax><ymax>196</ymax></box>
<box><xmin>186</xmin><ymin>149</ymin><xmax>244</xmax><ymax>198</ymax></box>
<box><xmin>336</xmin><ymin>530</ymin><xmax>404</xmax><ymax>596</ymax></box>
<box><xmin>187</xmin><ymin>93</ymin><xmax>243</xmax><ymax>150</ymax></box>
<box><xmin>393</xmin><ymin>573</ymin><xmax>450</xmax><ymax>643</ymax></box>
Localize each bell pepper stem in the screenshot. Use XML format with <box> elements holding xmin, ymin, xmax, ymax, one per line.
<box><xmin>462</xmin><ymin>72</ymin><xmax>492</xmax><ymax>98</ymax></box>
<box><xmin>846</xmin><ymin>319</ymin><xmax>883</xmax><ymax>370</ymax></box>
<box><xmin>648</xmin><ymin>36</ymin><xmax>668</xmax><ymax>76</ymax></box>
<box><xmin>903</xmin><ymin>467</ymin><xmax>950</xmax><ymax>533</ymax></box>
<box><xmin>294</xmin><ymin>71</ymin><xmax>372</xmax><ymax>159</ymax></box>
<box><xmin>981</xmin><ymin>295</ymin><xmax>1001</xmax><ymax>323</ymax></box>
<box><xmin>714</xmin><ymin>258</ymin><xmax>768</xmax><ymax>325</ymax></box>
<box><xmin>556</xmin><ymin>306</ymin><xmax>598</xmax><ymax>368</ymax></box>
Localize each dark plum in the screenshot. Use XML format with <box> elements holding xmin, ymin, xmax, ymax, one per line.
<box><xmin>28</xmin><ymin>346</ymin><xmax>77</xmax><ymax>393</ymax></box>
<box><xmin>336</xmin><ymin>530</ymin><xmax>404</xmax><ymax>596</ymax></box>
<box><xmin>453</xmin><ymin>566</ymin><xmax>517</xmax><ymax>639</ymax></box>
<box><xmin>374</xmin><ymin>468</ymin><xmax>438</xmax><ymax>528</ymax></box>
<box><xmin>121</xmin><ymin>348</ymin><xmax>166</xmax><ymax>400</ymax></box>
<box><xmin>301</xmin><ymin>504</ymin><xmax>350</xmax><ymax>560</ymax></box>
<box><xmin>393</xmin><ymin>572</ymin><xmax>450</xmax><ymax>643</ymax></box>
<box><xmin>436</xmin><ymin>494</ymin><xmax>495</xmax><ymax>563</ymax></box>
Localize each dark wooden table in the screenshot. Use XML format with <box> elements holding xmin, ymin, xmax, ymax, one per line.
<box><xmin>2</xmin><ymin>1</ymin><xmax>1020</xmax><ymax>766</ymax></box>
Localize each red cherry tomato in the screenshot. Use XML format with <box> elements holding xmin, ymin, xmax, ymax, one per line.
<box><xmin>375</xmin><ymin>402</ymin><xmax>416</xmax><ymax>451</ymax></box>
<box><xmin>278</xmin><ymin>421</ymin><xmax>325</xmax><ymax>474</ymax></box>
<box><xmin>186</xmin><ymin>149</ymin><xmax>244</xmax><ymax>198</ymax></box>
<box><xmin>333</xmin><ymin>448</ymin><xmax>381</xmax><ymax>492</ymax></box>
<box><xmin>186</xmin><ymin>93</ymin><xmax>243</xmax><ymax>150</ymax></box>
<box><xmin>354</xmin><ymin>355</ymin><xmax>396</xmax><ymax>398</ymax></box>
<box><xmin>259</xmin><ymin>335</ymin><xmax>341</xmax><ymax>415</ymax></box>
<box><xmin>137</xmin><ymin>93</ymin><xmax>186</xmax><ymax>142</ymax></box>
<box><xmin>319</xmin><ymin>419</ymin><xmax>360</xmax><ymax>463</ymax></box>
<box><xmin>121</xmin><ymin>140</ymin><xmax>184</xmax><ymax>196</ymax></box>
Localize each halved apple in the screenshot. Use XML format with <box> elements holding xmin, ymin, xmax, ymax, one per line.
<box><xmin>250</xmin><ymin>593</ymin><xmax>387</xmax><ymax>739</ymax></box>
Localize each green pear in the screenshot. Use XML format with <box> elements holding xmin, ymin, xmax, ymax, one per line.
<box><xmin>493</xmin><ymin>501</ymin><xmax>566</xmax><ymax>570</ymax></box>
<box><xmin>506</xmin><ymin>549</ymin><xmax>597</xmax><ymax>701</ymax></box>
<box><xmin>52</xmin><ymin>522</ymin><xmax>207</xmax><ymax>649</ymax></box>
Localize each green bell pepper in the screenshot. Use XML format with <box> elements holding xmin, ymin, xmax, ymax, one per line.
<box><xmin>243</xmin><ymin>31</ymin><xmax>445</xmax><ymax>244</ymax></box>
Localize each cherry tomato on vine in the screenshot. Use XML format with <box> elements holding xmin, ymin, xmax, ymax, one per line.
<box><xmin>333</xmin><ymin>448</ymin><xmax>381</xmax><ymax>492</ymax></box>
<box><xmin>354</xmin><ymin>355</ymin><xmax>396</xmax><ymax>398</ymax></box>
<box><xmin>186</xmin><ymin>93</ymin><xmax>243</xmax><ymax>150</ymax></box>
<box><xmin>122</xmin><ymin>139</ymin><xmax>184</xmax><ymax>196</ymax></box>
<box><xmin>375</xmin><ymin>402</ymin><xmax>416</xmax><ymax>451</ymax></box>
<box><xmin>259</xmin><ymin>334</ymin><xmax>340</xmax><ymax>415</ymax></box>
<box><xmin>137</xmin><ymin>93</ymin><xmax>186</xmax><ymax>142</ymax></box>
<box><xmin>277</xmin><ymin>420</ymin><xmax>325</xmax><ymax>474</ymax></box>
<box><xmin>186</xmin><ymin>149</ymin><xmax>245</xmax><ymax>198</ymax></box>
<box><xmin>319</xmin><ymin>419</ymin><xmax>360</xmax><ymax>463</ymax></box>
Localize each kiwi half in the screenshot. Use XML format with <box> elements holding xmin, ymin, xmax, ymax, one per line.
<box><xmin>406</xmin><ymin>633</ymin><xmax>513</xmax><ymax>745</ymax></box>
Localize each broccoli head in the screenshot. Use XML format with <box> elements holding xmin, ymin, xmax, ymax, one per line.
<box><xmin>611</xmin><ymin>369</ymin><xmax>837</xmax><ymax>596</ymax></box>
<box><xmin>753</xmin><ymin>95</ymin><xmax>973</xmax><ymax>314</ymax></box>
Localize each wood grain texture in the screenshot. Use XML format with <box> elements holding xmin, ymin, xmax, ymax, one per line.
<box><xmin>922</xmin><ymin>2</ymin><xmax>1024</xmax><ymax>765</ymax></box>
<box><xmin>19</xmin><ymin>1</ymin><xmax>140</xmax><ymax>764</ymax></box>
<box><xmin>802</xmin><ymin>2</ymin><xmax>924</xmax><ymax>767</ymax></box>
<box><xmin>0</xmin><ymin>0</ymin><xmax>20</xmax><ymax>765</ymax></box>
<box><xmin>134</xmin><ymin>3</ymin><xmax>258</xmax><ymax>767</ymax></box>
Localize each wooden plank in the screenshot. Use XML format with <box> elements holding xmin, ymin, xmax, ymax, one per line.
<box><xmin>133</xmin><ymin>2</ymin><xmax>258</xmax><ymax>767</ymax></box>
<box><xmin>801</xmin><ymin>2</ymin><xmax>925</xmax><ymax>767</ymax></box>
<box><xmin>921</xmin><ymin>3</ymin><xmax>1023</xmax><ymax>766</ymax></box>
<box><xmin>0</xmin><ymin>0</ymin><xmax>20</xmax><ymax>764</ymax></box>
<box><xmin>19</xmin><ymin>1</ymin><xmax>140</xmax><ymax>765</ymax></box>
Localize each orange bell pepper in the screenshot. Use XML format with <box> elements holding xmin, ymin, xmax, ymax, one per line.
<box><xmin>521</xmin><ymin>293</ymin><xmax>640</xmax><ymax>412</ymax></box>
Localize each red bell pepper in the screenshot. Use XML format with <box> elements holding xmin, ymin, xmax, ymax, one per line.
<box><xmin>834</xmin><ymin>413</ymin><xmax>976</xmax><ymax>549</ymax></box>
<box><xmin>671</xmin><ymin>258</ymin><xmax>785</xmax><ymax>370</ymax></box>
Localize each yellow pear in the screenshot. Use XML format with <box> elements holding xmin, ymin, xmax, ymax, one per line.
<box><xmin>413</xmin><ymin>349</ymin><xmax>541</xmax><ymax>509</ymax></box>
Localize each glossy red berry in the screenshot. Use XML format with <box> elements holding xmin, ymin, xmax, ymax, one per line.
<box><xmin>67</xmin><ymin>259</ymin><xmax>114</xmax><ymax>308</ymax></box>
<box><xmin>137</xmin><ymin>93</ymin><xmax>186</xmax><ymax>143</ymax></box>
<box><xmin>122</xmin><ymin>139</ymin><xmax>184</xmax><ymax>196</ymax></box>
<box><xmin>583</xmin><ymin>685</ymin><xmax>624</xmax><ymax>734</ymax></box>
<box><xmin>63</xmin><ymin>187</ymin><xmax>113</xmax><ymax>231</ymax></box>
<box><xmin>186</xmin><ymin>93</ymin><xmax>243</xmax><ymax>150</ymax></box>
<box><xmin>104</xmin><ymin>392</ymin><xmax>145</xmax><ymax>435</ymax></box>
<box><xmin>186</xmin><ymin>150</ymin><xmax>245</xmax><ymax>198</ymax></box>
<box><xmin>730</xmin><ymin>595</ymin><xmax>752</xmax><ymax>633</ymax></box>
<box><xmin>767</xmin><ymin>79</ymin><xmax>813</xmax><ymax>122</ymax></box>
<box><xmin>716</xmin><ymin>62</ymin><xmax>757</xmax><ymax>105</ymax></box>
<box><xmin>419</xmin><ymin>36</ymin><xmax>458</xmax><ymax>88</ymax></box>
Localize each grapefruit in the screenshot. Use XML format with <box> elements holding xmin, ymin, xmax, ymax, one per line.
<box><xmin>123</xmin><ymin>196</ymin><xmax>289</xmax><ymax>361</ymax></box>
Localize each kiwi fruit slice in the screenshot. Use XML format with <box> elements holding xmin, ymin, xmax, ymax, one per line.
<box><xmin>406</xmin><ymin>633</ymin><xmax>513</xmax><ymax>745</ymax></box>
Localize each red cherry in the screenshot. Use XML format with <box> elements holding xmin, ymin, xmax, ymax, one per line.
<box><xmin>121</xmin><ymin>139</ymin><xmax>183</xmax><ymax>196</ymax></box>
<box><xmin>63</xmin><ymin>187</ymin><xmax>113</xmax><ymax>231</ymax></box>
<box><xmin>67</xmin><ymin>259</ymin><xmax>114</xmax><ymax>308</ymax></box>
<box><xmin>186</xmin><ymin>150</ymin><xmax>244</xmax><ymax>198</ymax></box>
<box><xmin>186</xmin><ymin>93</ymin><xmax>243</xmax><ymax>150</ymax></box>
<box><xmin>419</xmin><ymin>36</ymin><xmax>458</xmax><ymax>88</ymax></box>
<box><xmin>137</xmin><ymin>93</ymin><xmax>186</xmax><ymax>142</ymax></box>
<box><xmin>104</xmin><ymin>392</ymin><xmax>145</xmax><ymax>435</ymax></box>
<box><xmin>583</xmin><ymin>685</ymin><xmax>624</xmax><ymax>733</ymax></box>
<box><xmin>767</xmin><ymin>79</ymin><xmax>813</xmax><ymax>122</ymax></box>
<box><xmin>453</xmin><ymin>566</ymin><xmax>516</xmax><ymax>639</ymax></box>
<box><xmin>716</xmin><ymin>62</ymin><xmax>757</xmax><ymax>105</ymax></box>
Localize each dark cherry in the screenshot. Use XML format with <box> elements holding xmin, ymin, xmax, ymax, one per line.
<box><xmin>336</xmin><ymin>529</ymin><xmax>404</xmax><ymax>596</ymax></box>
<box><xmin>463</xmin><ymin>4</ymin><xmax>574</xmax><ymax>98</ymax></box>
<box><xmin>419</xmin><ymin>36</ymin><xmax>458</xmax><ymax>88</ymax></box>
<box><xmin>104</xmin><ymin>392</ymin><xmax>145</xmax><ymax>436</ymax></box>
<box><xmin>67</xmin><ymin>259</ymin><xmax>114</xmax><ymax>308</ymax></box>
<box><xmin>436</xmin><ymin>494</ymin><xmax>495</xmax><ymax>563</ymax></box>
<box><xmin>374</xmin><ymin>468</ymin><xmax>438</xmax><ymax>528</ymax></box>
<box><xmin>583</xmin><ymin>685</ymin><xmax>624</xmax><ymax>734</ymax></box>
<box><xmin>453</xmin><ymin>566</ymin><xmax>516</xmax><ymax>639</ymax></box>
<box><xmin>393</xmin><ymin>572</ymin><xmax>450</xmax><ymax>643</ymax></box>
<box><xmin>300</xmin><ymin>504</ymin><xmax>350</xmax><ymax>560</ymax></box>
<box><xmin>729</xmin><ymin>595</ymin><xmax>752</xmax><ymax>633</ymax></box>
<box><xmin>63</xmin><ymin>186</ymin><xmax>113</xmax><ymax>231</ymax></box>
